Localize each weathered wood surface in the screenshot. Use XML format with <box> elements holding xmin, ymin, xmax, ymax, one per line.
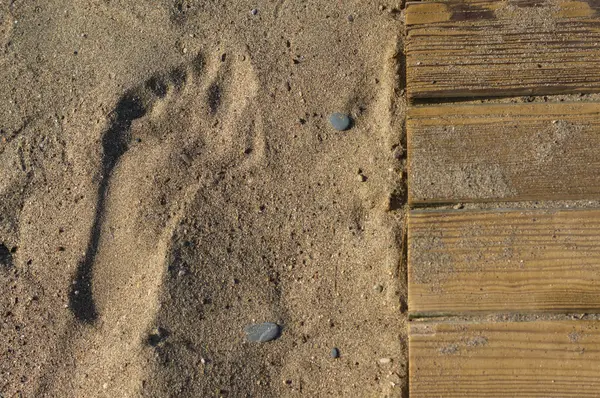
<box><xmin>405</xmin><ymin>0</ymin><xmax>600</xmax><ymax>98</ymax></box>
<box><xmin>407</xmin><ymin>102</ymin><xmax>600</xmax><ymax>204</ymax></box>
<box><xmin>409</xmin><ymin>208</ymin><xmax>600</xmax><ymax>315</ymax></box>
<box><xmin>410</xmin><ymin>320</ymin><xmax>600</xmax><ymax>397</ymax></box>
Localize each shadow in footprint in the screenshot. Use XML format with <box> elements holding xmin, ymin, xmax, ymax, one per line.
<box><xmin>68</xmin><ymin>90</ymin><xmax>149</xmax><ymax>323</ymax></box>
<box><xmin>207</xmin><ymin>82</ymin><xmax>221</xmax><ymax>115</ymax></box>
<box><xmin>0</xmin><ymin>243</ymin><xmax>13</xmax><ymax>271</ymax></box>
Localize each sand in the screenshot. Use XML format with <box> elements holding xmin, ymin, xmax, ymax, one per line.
<box><xmin>0</xmin><ymin>1</ymin><xmax>407</xmax><ymax>396</ymax></box>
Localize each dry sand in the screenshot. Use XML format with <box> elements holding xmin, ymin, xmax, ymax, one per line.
<box><xmin>0</xmin><ymin>1</ymin><xmax>407</xmax><ymax>397</ymax></box>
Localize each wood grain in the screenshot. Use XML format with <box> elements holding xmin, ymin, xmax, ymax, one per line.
<box><xmin>405</xmin><ymin>0</ymin><xmax>600</xmax><ymax>98</ymax></box>
<box><xmin>409</xmin><ymin>208</ymin><xmax>600</xmax><ymax>315</ymax></box>
<box><xmin>410</xmin><ymin>320</ymin><xmax>600</xmax><ymax>397</ymax></box>
<box><xmin>407</xmin><ymin>102</ymin><xmax>600</xmax><ymax>204</ymax></box>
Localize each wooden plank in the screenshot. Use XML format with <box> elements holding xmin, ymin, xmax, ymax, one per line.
<box><xmin>407</xmin><ymin>102</ymin><xmax>600</xmax><ymax>204</ymax></box>
<box><xmin>405</xmin><ymin>0</ymin><xmax>600</xmax><ymax>98</ymax></box>
<box><xmin>409</xmin><ymin>208</ymin><xmax>600</xmax><ymax>315</ymax></box>
<box><xmin>410</xmin><ymin>320</ymin><xmax>600</xmax><ymax>397</ymax></box>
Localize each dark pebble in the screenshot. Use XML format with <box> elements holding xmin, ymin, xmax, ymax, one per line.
<box><xmin>331</xmin><ymin>347</ymin><xmax>340</xmax><ymax>358</ymax></box>
<box><xmin>245</xmin><ymin>322</ymin><xmax>281</xmax><ymax>342</ymax></box>
<box><xmin>329</xmin><ymin>113</ymin><xmax>352</xmax><ymax>131</ymax></box>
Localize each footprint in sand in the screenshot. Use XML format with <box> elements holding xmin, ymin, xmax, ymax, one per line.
<box><xmin>45</xmin><ymin>46</ymin><xmax>264</xmax><ymax>397</ymax></box>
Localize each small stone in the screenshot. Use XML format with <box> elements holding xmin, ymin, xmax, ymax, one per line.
<box><xmin>148</xmin><ymin>327</ymin><xmax>169</xmax><ymax>346</ymax></box>
<box><xmin>379</xmin><ymin>357</ymin><xmax>392</xmax><ymax>364</ymax></box>
<box><xmin>250</xmin><ymin>8</ymin><xmax>258</xmax><ymax>15</ymax></box>
<box><xmin>245</xmin><ymin>322</ymin><xmax>281</xmax><ymax>342</ymax></box>
<box><xmin>388</xmin><ymin>373</ymin><xmax>401</xmax><ymax>385</ymax></box>
<box><xmin>329</xmin><ymin>113</ymin><xmax>352</xmax><ymax>131</ymax></box>
<box><xmin>357</xmin><ymin>174</ymin><xmax>367</xmax><ymax>182</ymax></box>
<box><xmin>373</xmin><ymin>284</ymin><xmax>384</xmax><ymax>293</ymax></box>
<box><xmin>392</xmin><ymin>146</ymin><xmax>404</xmax><ymax>160</ymax></box>
<box><xmin>347</xmin><ymin>14</ymin><xmax>354</xmax><ymax>22</ymax></box>
<box><xmin>331</xmin><ymin>347</ymin><xmax>340</xmax><ymax>358</ymax></box>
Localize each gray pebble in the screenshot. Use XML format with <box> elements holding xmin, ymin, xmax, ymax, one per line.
<box><xmin>329</xmin><ymin>113</ymin><xmax>352</xmax><ymax>131</ymax></box>
<box><xmin>250</xmin><ymin>8</ymin><xmax>258</xmax><ymax>15</ymax></box>
<box><xmin>245</xmin><ymin>322</ymin><xmax>281</xmax><ymax>342</ymax></box>
<box><xmin>331</xmin><ymin>347</ymin><xmax>340</xmax><ymax>358</ymax></box>
<box><xmin>373</xmin><ymin>284</ymin><xmax>384</xmax><ymax>293</ymax></box>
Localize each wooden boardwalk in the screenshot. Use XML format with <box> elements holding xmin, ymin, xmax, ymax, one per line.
<box><xmin>405</xmin><ymin>0</ymin><xmax>600</xmax><ymax>396</ymax></box>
